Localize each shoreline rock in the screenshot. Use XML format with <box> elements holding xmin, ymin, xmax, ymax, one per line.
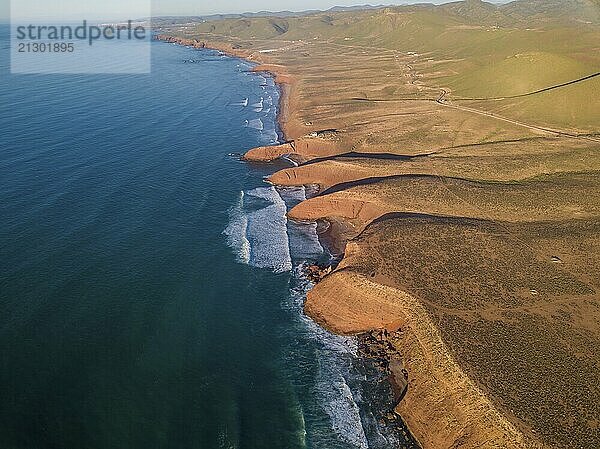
<box><xmin>156</xmin><ymin>30</ymin><xmax>524</xmax><ymax>449</ymax></box>
<box><xmin>304</xmin><ymin>264</ymin><xmax>332</xmax><ymax>283</ymax></box>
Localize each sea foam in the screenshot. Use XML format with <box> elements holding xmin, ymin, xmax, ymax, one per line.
<box><xmin>223</xmin><ymin>190</ymin><xmax>250</xmax><ymax>265</ymax></box>
<box><xmin>285</xmin><ymin>271</ymin><xmax>370</xmax><ymax>449</ymax></box>
<box><xmin>251</xmin><ymin>97</ymin><xmax>264</xmax><ymax>112</ymax></box>
<box><xmin>224</xmin><ymin>186</ymin><xmax>292</xmax><ymax>273</ymax></box>
<box><xmin>278</xmin><ymin>187</ymin><xmax>323</xmax><ymax>261</ymax></box>
<box><xmin>246</xmin><ymin>118</ymin><xmax>264</xmax><ymax>131</ymax></box>
<box><xmin>245</xmin><ymin>186</ymin><xmax>292</xmax><ymax>273</ymax></box>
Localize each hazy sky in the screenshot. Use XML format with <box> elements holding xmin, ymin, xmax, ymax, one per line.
<box><xmin>5</xmin><ymin>0</ymin><xmax>506</xmax><ymax>22</ymax></box>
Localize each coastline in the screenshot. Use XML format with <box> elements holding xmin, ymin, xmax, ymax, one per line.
<box><xmin>3</xmin><ymin>9</ymin><xmax>598</xmax><ymax>447</ymax></box>
<box><xmin>155</xmin><ymin>35</ymin><xmax>294</xmax><ymax>144</ymax></box>
<box><xmin>153</xmin><ymin>32</ymin><xmax>557</xmax><ymax>449</ymax></box>
<box><xmin>155</xmin><ymin>33</ymin><xmax>421</xmax><ymax>446</ymax></box>
<box><xmin>155</xmin><ymin>32</ymin><xmax>456</xmax><ymax>448</ymax></box>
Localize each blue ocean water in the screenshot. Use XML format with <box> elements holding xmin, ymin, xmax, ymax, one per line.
<box><xmin>0</xmin><ymin>26</ymin><xmax>404</xmax><ymax>449</ymax></box>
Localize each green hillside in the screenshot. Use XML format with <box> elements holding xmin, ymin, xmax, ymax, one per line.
<box><xmin>186</xmin><ymin>0</ymin><xmax>600</xmax><ymax>130</ymax></box>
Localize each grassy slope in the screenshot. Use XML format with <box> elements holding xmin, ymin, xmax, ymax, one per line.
<box><xmin>192</xmin><ymin>1</ymin><xmax>600</xmax><ymax>131</ymax></box>
<box><xmin>170</xmin><ymin>2</ymin><xmax>600</xmax><ymax>447</ymax></box>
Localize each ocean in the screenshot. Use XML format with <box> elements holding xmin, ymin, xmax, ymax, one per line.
<box><xmin>0</xmin><ymin>26</ymin><xmax>408</xmax><ymax>449</ymax></box>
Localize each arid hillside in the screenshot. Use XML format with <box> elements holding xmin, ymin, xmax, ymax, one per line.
<box><xmin>157</xmin><ymin>1</ymin><xmax>600</xmax><ymax>447</ymax></box>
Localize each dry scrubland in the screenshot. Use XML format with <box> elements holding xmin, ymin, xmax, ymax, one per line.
<box><xmin>159</xmin><ymin>1</ymin><xmax>600</xmax><ymax>447</ymax></box>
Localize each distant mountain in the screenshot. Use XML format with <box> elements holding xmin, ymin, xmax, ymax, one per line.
<box><xmin>413</xmin><ymin>0</ymin><xmax>599</xmax><ymax>27</ymax></box>
<box><xmin>501</xmin><ymin>0</ymin><xmax>600</xmax><ymax>24</ymax></box>
<box><xmin>151</xmin><ymin>4</ymin><xmax>389</xmax><ymax>26</ymax></box>
<box><xmin>328</xmin><ymin>4</ymin><xmax>388</xmax><ymax>12</ymax></box>
<box><xmin>152</xmin><ymin>0</ymin><xmax>599</xmax><ymax>30</ymax></box>
<box><xmin>438</xmin><ymin>0</ymin><xmax>507</xmax><ymax>23</ymax></box>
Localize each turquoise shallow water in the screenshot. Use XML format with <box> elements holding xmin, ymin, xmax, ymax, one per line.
<box><xmin>0</xmin><ymin>27</ymin><xmax>409</xmax><ymax>449</ymax></box>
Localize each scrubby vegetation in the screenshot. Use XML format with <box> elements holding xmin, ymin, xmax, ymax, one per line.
<box><xmin>158</xmin><ymin>1</ymin><xmax>600</xmax><ymax>447</ymax></box>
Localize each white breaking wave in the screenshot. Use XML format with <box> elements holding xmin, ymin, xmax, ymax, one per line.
<box><xmin>245</xmin><ymin>186</ymin><xmax>292</xmax><ymax>273</ymax></box>
<box><xmin>224</xmin><ymin>181</ymin><xmax>373</xmax><ymax>448</ymax></box>
<box><xmin>224</xmin><ymin>187</ymin><xmax>292</xmax><ymax>273</ymax></box>
<box><xmin>278</xmin><ymin>186</ymin><xmax>307</xmax><ymax>206</ymax></box>
<box><xmin>309</xmin><ymin>318</ymin><xmax>368</xmax><ymax>449</ymax></box>
<box><xmin>229</xmin><ymin>97</ymin><xmax>248</xmax><ymax>107</ymax></box>
<box><xmin>251</xmin><ymin>97</ymin><xmax>264</xmax><ymax>112</ymax></box>
<box><xmin>319</xmin><ymin>371</ymin><xmax>369</xmax><ymax>449</ymax></box>
<box><xmin>246</xmin><ymin>118</ymin><xmax>264</xmax><ymax>131</ymax></box>
<box><xmin>261</xmin><ymin>129</ymin><xmax>279</xmax><ymax>145</ymax></box>
<box><xmin>278</xmin><ymin>187</ymin><xmax>324</xmax><ymax>261</ymax></box>
<box><xmin>286</xmin><ymin>272</ymin><xmax>370</xmax><ymax>449</ymax></box>
<box><xmin>223</xmin><ymin>190</ymin><xmax>250</xmax><ymax>265</ymax></box>
<box><xmin>220</xmin><ymin>62</ymin><xmax>389</xmax><ymax>448</ymax></box>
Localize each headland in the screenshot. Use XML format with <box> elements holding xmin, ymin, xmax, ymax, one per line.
<box><xmin>155</xmin><ymin>2</ymin><xmax>600</xmax><ymax>447</ymax></box>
